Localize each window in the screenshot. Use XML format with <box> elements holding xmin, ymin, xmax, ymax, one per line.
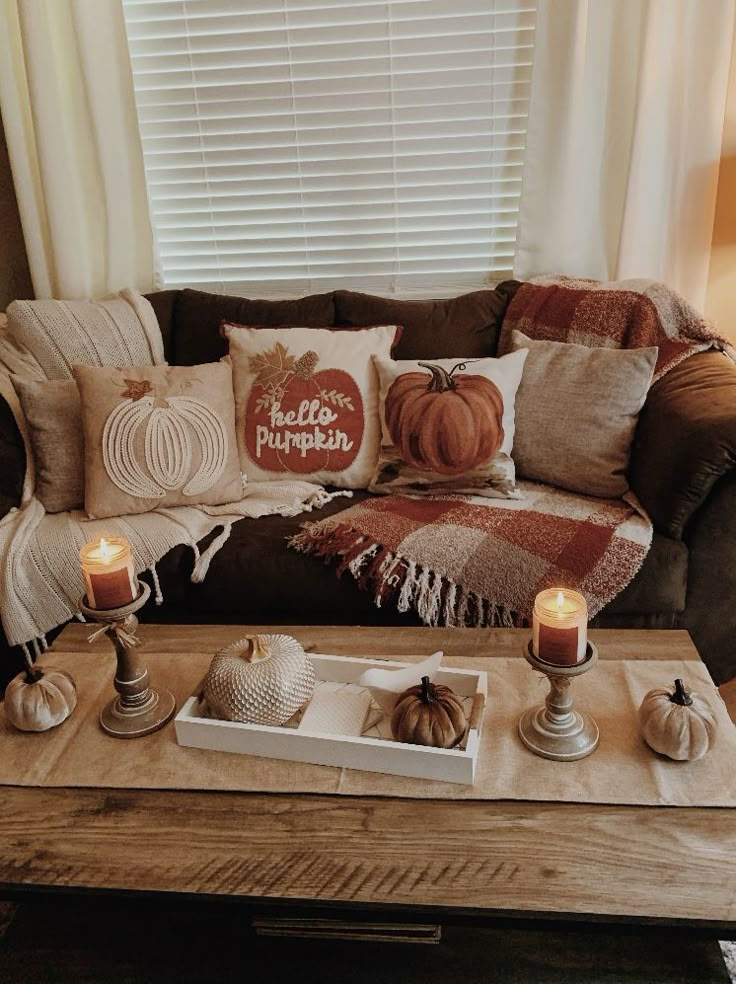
<box><xmin>123</xmin><ymin>0</ymin><xmax>536</xmax><ymax>297</ymax></box>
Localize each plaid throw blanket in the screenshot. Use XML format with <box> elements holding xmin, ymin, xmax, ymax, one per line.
<box><xmin>291</xmin><ymin>277</ymin><xmax>735</xmax><ymax>626</ymax></box>
<box><xmin>499</xmin><ymin>276</ymin><xmax>735</xmax><ymax>380</ymax></box>
<box><xmin>290</xmin><ymin>483</ymin><xmax>652</xmax><ymax>628</ymax></box>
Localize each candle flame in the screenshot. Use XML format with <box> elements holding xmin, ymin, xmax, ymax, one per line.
<box><xmin>99</xmin><ymin>537</ymin><xmax>112</xmax><ymax>561</ymax></box>
<box><xmin>556</xmin><ymin>590</ymin><xmax>565</xmax><ymax>609</ymax></box>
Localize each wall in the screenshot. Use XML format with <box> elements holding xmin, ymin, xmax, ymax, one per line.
<box><xmin>706</xmin><ymin>22</ymin><xmax>736</xmax><ymax>341</ymax></box>
<box><xmin>0</xmin><ymin>110</ymin><xmax>32</xmax><ymax>310</ymax></box>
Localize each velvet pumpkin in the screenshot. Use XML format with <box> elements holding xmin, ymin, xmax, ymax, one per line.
<box><xmin>391</xmin><ymin>675</ymin><xmax>467</xmax><ymax>748</ymax></box>
<box><xmin>384</xmin><ymin>361</ymin><xmax>504</xmax><ymax>475</ymax></box>
<box><xmin>639</xmin><ymin>678</ymin><xmax>718</xmax><ymax>761</ymax></box>
<box><xmin>4</xmin><ymin>666</ymin><xmax>77</xmax><ymax>732</ymax></box>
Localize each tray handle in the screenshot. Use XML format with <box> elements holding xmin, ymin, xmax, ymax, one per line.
<box><xmin>459</xmin><ymin>691</ymin><xmax>486</xmax><ymax>751</ymax></box>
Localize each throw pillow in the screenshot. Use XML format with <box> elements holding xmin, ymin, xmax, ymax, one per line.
<box><xmin>6</xmin><ymin>289</ymin><xmax>165</xmax><ymax>380</ymax></box>
<box><xmin>508</xmin><ymin>330</ymin><xmax>657</xmax><ymax>497</ymax></box>
<box><xmin>334</xmin><ymin>282</ymin><xmax>522</xmax><ymax>361</ymax></box>
<box><xmin>369</xmin><ymin>350</ymin><xmax>528</xmax><ymax>498</ymax></box>
<box><xmin>225</xmin><ymin>323</ymin><xmax>400</xmax><ymax>488</ymax></box>
<box><xmin>12</xmin><ymin>378</ymin><xmax>83</xmax><ymax>513</ymax></box>
<box><xmin>73</xmin><ymin>362</ymin><xmax>244</xmax><ymax>519</ymax></box>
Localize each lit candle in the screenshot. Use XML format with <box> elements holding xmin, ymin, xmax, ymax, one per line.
<box><xmin>532</xmin><ymin>588</ymin><xmax>588</xmax><ymax>665</ymax></box>
<box><xmin>80</xmin><ymin>536</ymin><xmax>137</xmax><ymax>611</ymax></box>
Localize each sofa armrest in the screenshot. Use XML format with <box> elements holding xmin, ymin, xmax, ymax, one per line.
<box><xmin>0</xmin><ymin>393</ymin><xmax>25</xmax><ymax>520</ymax></box>
<box><xmin>629</xmin><ymin>351</ymin><xmax>736</xmax><ymax>538</ymax></box>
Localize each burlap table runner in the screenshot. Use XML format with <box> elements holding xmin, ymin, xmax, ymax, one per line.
<box><xmin>1</xmin><ymin>651</ymin><xmax>734</xmax><ymax>806</ymax></box>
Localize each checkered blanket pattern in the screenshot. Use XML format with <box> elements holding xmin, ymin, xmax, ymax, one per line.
<box><xmin>290</xmin><ymin>482</ymin><xmax>652</xmax><ymax>627</ymax></box>
<box><xmin>498</xmin><ymin>276</ymin><xmax>735</xmax><ymax>380</ymax></box>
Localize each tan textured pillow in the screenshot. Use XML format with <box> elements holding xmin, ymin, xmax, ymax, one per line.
<box><xmin>509</xmin><ymin>330</ymin><xmax>657</xmax><ymax>497</ymax></box>
<box><xmin>73</xmin><ymin>362</ymin><xmax>244</xmax><ymax>519</ymax></box>
<box><xmin>226</xmin><ymin>323</ymin><xmax>400</xmax><ymax>488</ymax></box>
<box><xmin>12</xmin><ymin>378</ymin><xmax>83</xmax><ymax>513</ymax></box>
<box><xmin>369</xmin><ymin>350</ymin><xmax>528</xmax><ymax>498</ymax></box>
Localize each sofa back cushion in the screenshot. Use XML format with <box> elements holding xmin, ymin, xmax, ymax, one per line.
<box><xmin>170</xmin><ymin>288</ymin><xmax>336</xmax><ymax>366</ymax></box>
<box><xmin>334</xmin><ymin>282</ymin><xmax>521</xmax><ymax>360</ymax></box>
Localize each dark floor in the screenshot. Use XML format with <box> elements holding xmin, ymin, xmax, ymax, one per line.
<box><xmin>0</xmin><ymin>897</ymin><xmax>731</xmax><ymax>983</ymax></box>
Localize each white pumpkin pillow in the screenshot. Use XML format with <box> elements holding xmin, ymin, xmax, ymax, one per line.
<box><xmin>369</xmin><ymin>350</ymin><xmax>528</xmax><ymax>498</ymax></box>
<box><xmin>73</xmin><ymin>362</ymin><xmax>244</xmax><ymax>519</ymax></box>
<box><xmin>225</xmin><ymin>323</ymin><xmax>401</xmax><ymax>487</ymax></box>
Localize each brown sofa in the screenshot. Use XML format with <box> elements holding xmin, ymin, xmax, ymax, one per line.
<box><xmin>2</xmin><ymin>284</ymin><xmax>736</xmax><ymax>686</ymax></box>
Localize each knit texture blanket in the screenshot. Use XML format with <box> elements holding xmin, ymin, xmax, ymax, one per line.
<box><xmin>290</xmin><ymin>483</ymin><xmax>653</xmax><ymax>627</ymax></box>
<box><xmin>0</xmin><ymin>297</ymin><xmax>343</xmax><ymax>662</ymax></box>
<box><xmin>498</xmin><ymin>275</ymin><xmax>735</xmax><ymax>380</ymax></box>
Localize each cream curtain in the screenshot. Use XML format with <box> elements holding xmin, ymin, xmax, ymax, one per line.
<box><xmin>0</xmin><ymin>0</ymin><xmax>153</xmax><ymax>299</ymax></box>
<box><xmin>514</xmin><ymin>0</ymin><xmax>735</xmax><ymax>311</ymax></box>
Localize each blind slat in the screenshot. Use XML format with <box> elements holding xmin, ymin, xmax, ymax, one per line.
<box><xmin>123</xmin><ymin>0</ymin><xmax>535</xmax><ymax>296</ymax></box>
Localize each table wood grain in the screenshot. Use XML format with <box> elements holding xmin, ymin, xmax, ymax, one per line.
<box><xmin>2</xmin><ymin>626</ymin><xmax>734</xmax><ymax>932</ymax></box>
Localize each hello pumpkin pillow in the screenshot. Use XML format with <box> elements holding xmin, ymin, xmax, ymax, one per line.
<box><xmin>369</xmin><ymin>350</ymin><xmax>528</xmax><ymax>497</ymax></box>
<box><xmin>225</xmin><ymin>323</ymin><xmax>400</xmax><ymax>487</ymax></box>
<box><xmin>73</xmin><ymin>362</ymin><xmax>244</xmax><ymax>519</ymax></box>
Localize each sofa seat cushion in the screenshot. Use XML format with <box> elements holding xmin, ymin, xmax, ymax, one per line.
<box><xmin>171</xmin><ymin>288</ymin><xmax>336</xmax><ymax>366</ymax></box>
<box><xmin>148</xmin><ymin>495</ymin><xmax>686</xmax><ymax>626</ymax></box>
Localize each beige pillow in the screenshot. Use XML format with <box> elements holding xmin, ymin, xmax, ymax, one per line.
<box><xmin>73</xmin><ymin>362</ymin><xmax>244</xmax><ymax>519</ymax></box>
<box><xmin>226</xmin><ymin>323</ymin><xmax>400</xmax><ymax>488</ymax></box>
<box><xmin>369</xmin><ymin>350</ymin><xmax>528</xmax><ymax>498</ymax></box>
<box><xmin>12</xmin><ymin>378</ymin><xmax>83</xmax><ymax>513</ymax></box>
<box><xmin>509</xmin><ymin>330</ymin><xmax>657</xmax><ymax>497</ymax></box>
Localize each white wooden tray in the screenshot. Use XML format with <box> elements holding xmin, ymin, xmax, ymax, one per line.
<box><xmin>174</xmin><ymin>653</ymin><xmax>487</xmax><ymax>785</ymax></box>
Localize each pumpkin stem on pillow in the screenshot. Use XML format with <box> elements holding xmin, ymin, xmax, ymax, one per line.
<box><xmin>417</xmin><ymin>363</ymin><xmax>457</xmax><ymax>393</ymax></box>
<box><xmin>417</xmin><ymin>361</ymin><xmax>477</xmax><ymax>393</ymax></box>
<box><xmin>23</xmin><ymin>668</ymin><xmax>44</xmax><ymax>685</ymax></box>
<box><xmin>672</xmin><ymin>678</ymin><xmax>693</xmax><ymax>706</ymax></box>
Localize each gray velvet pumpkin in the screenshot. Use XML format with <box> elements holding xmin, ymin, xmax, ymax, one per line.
<box><xmin>201</xmin><ymin>633</ymin><xmax>315</xmax><ymax>726</ymax></box>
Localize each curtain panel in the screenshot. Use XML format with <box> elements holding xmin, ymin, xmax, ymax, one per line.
<box><xmin>514</xmin><ymin>0</ymin><xmax>736</xmax><ymax>310</ymax></box>
<box><xmin>0</xmin><ymin>0</ymin><xmax>153</xmax><ymax>299</ymax></box>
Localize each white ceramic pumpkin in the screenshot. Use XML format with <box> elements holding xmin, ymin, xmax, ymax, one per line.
<box><xmin>4</xmin><ymin>666</ymin><xmax>77</xmax><ymax>732</ymax></box>
<box><xmin>639</xmin><ymin>678</ymin><xmax>718</xmax><ymax>761</ymax></box>
<box><xmin>202</xmin><ymin>633</ymin><xmax>315</xmax><ymax>726</ymax></box>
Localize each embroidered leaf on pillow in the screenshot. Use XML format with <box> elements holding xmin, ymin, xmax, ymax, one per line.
<box><xmin>248</xmin><ymin>342</ymin><xmax>296</xmax><ymax>388</ymax></box>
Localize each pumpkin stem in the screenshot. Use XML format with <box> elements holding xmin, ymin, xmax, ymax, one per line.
<box><xmin>671</xmin><ymin>678</ymin><xmax>693</xmax><ymax>706</ymax></box>
<box><xmin>420</xmin><ymin>675</ymin><xmax>435</xmax><ymax>703</ymax></box>
<box><xmin>23</xmin><ymin>668</ymin><xmax>44</xmax><ymax>685</ymax></box>
<box><xmin>418</xmin><ymin>363</ymin><xmax>457</xmax><ymax>393</ymax></box>
<box><xmin>242</xmin><ymin>636</ymin><xmax>271</xmax><ymax>664</ymax></box>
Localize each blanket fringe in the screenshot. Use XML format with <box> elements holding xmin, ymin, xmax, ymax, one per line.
<box><xmin>191</xmin><ymin>523</ymin><xmax>233</xmax><ymax>583</ymax></box>
<box><xmin>290</xmin><ymin>522</ymin><xmax>521</xmax><ymax>629</ymax></box>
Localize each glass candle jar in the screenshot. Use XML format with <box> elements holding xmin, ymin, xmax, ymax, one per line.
<box><xmin>532</xmin><ymin>588</ymin><xmax>588</xmax><ymax>665</ymax></box>
<box><xmin>80</xmin><ymin>536</ymin><xmax>137</xmax><ymax>611</ymax></box>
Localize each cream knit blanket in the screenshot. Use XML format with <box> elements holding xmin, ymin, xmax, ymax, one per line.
<box><xmin>0</xmin><ymin>297</ymin><xmax>342</xmax><ymax>662</ymax></box>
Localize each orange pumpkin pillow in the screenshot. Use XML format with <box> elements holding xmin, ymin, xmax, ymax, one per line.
<box><xmin>369</xmin><ymin>350</ymin><xmax>527</xmax><ymax>497</ymax></box>
<box><xmin>225</xmin><ymin>323</ymin><xmax>401</xmax><ymax>488</ymax></box>
<box><xmin>73</xmin><ymin>362</ymin><xmax>244</xmax><ymax>518</ymax></box>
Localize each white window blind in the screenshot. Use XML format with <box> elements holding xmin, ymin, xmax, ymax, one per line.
<box><xmin>123</xmin><ymin>0</ymin><xmax>536</xmax><ymax>298</ymax></box>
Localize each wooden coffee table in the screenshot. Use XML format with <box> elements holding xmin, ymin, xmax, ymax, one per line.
<box><xmin>0</xmin><ymin>625</ymin><xmax>734</xmax><ymax>938</ymax></box>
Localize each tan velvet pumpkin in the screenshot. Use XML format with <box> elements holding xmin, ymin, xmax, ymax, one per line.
<box><xmin>391</xmin><ymin>675</ymin><xmax>467</xmax><ymax>748</ymax></box>
<box><xmin>639</xmin><ymin>678</ymin><xmax>718</xmax><ymax>761</ymax></box>
<box><xmin>4</xmin><ymin>666</ymin><xmax>77</xmax><ymax>732</ymax></box>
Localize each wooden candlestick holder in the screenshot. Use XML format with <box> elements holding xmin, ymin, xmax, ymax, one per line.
<box><xmin>518</xmin><ymin>639</ymin><xmax>599</xmax><ymax>761</ymax></box>
<box><xmin>80</xmin><ymin>580</ymin><xmax>176</xmax><ymax>739</ymax></box>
